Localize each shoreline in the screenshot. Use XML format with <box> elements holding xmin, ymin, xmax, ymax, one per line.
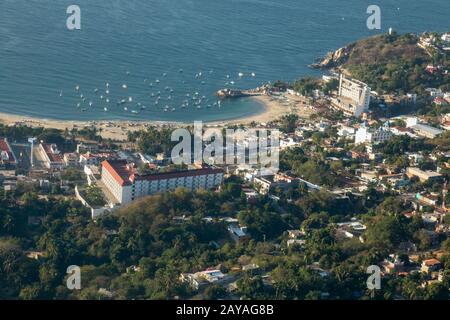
<box><xmin>0</xmin><ymin>94</ymin><xmax>314</xmax><ymax>141</ymax></box>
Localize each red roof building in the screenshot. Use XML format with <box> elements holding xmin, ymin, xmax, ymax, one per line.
<box><xmin>38</xmin><ymin>143</ymin><xmax>64</xmax><ymax>170</ymax></box>
<box><xmin>0</xmin><ymin>138</ymin><xmax>17</xmax><ymax>166</ymax></box>
<box><xmin>101</xmin><ymin>160</ymin><xmax>224</xmax><ymax>204</ymax></box>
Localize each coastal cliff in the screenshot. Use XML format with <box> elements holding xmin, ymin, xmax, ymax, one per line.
<box><xmin>310</xmin><ymin>33</ymin><xmax>432</xmax><ymax>70</ymax></box>
<box><xmin>310</xmin><ymin>32</ymin><xmax>449</xmax><ymax>95</ymax></box>
<box><xmin>310</xmin><ymin>44</ymin><xmax>354</xmax><ymax>69</ymax></box>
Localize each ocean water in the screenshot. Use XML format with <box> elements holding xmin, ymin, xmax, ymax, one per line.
<box><xmin>0</xmin><ymin>0</ymin><xmax>448</xmax><ymax>122</ymax></box>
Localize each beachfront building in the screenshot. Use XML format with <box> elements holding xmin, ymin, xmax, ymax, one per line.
<box><xmin>331</xmin><ymin>74</ymin><xmax>371</xmax><ymax>117</ymax></box>
<box><xmin>0</xmin><ymin>138</ymin><xmax>18</xmax><ymax>167</ymax></box>
<box><xmin>101</xmin><ymin>160</ymin><xmax>224</xmax><ymax>205</ymax></box>
<box><xmin>38</xmin><ymin>143</ymin><xmax>64</xmax><ymax>170</ymax></box>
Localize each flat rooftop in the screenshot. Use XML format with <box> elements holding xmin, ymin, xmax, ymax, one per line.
<box><xmin>102</xmin><ymin>160</ymin><xmax>223</xmax><ymax>187</ymax></box>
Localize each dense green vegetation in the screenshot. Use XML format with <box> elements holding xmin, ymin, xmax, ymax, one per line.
<box><xmin>343</xmin><ymin>33</ymin><xmax>449</xmax><ymax>94</ymax></box>
<box><xmin>127</xmin><ymin>126</ymin><xmax>175</xmax><ymax>156</ymax></box>
<box><xmin>84</xmin><ymin>185</ymin><xmax>106</xmax><ymax>207</ymax></box>
<box><xmin>1</xmin><ymin>170</ymin><xmax>448</xmax><ymax>300</ymax></box>
<box><xmin>1</xmin><ymin>31</ymin><xmax>450</xmax><ymax>301</ymax></box>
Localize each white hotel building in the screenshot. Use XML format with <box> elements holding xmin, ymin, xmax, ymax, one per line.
<box><xmin>332</xmin><ymin>74</ymin><xmax>371</xmax><ymax>117</ymax></box>
<box><xmin>355</xmin><ymin>123</ymin><xmax>392</xmax><ymax>145</ymax></box>
<box><xmin>101</xmin><ymin>160</ymin><xmax>224</xmax><ymax>205</ymax></box>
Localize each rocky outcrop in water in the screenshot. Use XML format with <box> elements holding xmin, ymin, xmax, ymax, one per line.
<box><xmin>310</xmin><ymin>44</ymin><xmax>355</xmax><ymax>69</ymax></box>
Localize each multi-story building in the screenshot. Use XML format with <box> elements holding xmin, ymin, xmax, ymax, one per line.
<box><xmin>63</xmin><ymin>153</ymin><xmax>78</xmax><ymax>167</ymax></box>
<box><xmin>0</xmin><ymin>138</ymin><xmax>18</xmax><ymax>167</ymax></box>
<box><xmin>355</xmin><ymin>123</ymin><xmax>392</xmax><ymax>145</ymax></box>
<box><xmin>405</xmin><ymin>117</ymin><xmax>444</xmax><ymax>138</ymax></box>
<box><xmin>101</xmin><ymin>160</ymin><xmax>224</xmax><ymax>205</ymax></box>
<box><xmin>253</xmin><ymin>176</ymin><xmax>272</xmax><ymax>195</ymax></box>
<box><xmin>411</xmin><ymin>124</ymin><xmax>444</xmax><ymax>139</ymax></box>
<box><xmin>80</xmin><ymin>152</ymin><xmax>117</xmax><ymax>166</ymax></box>
<box><xmin>331</xmin><ymin>74</ymin><xmax>371</xmax><ymax>117</ymax></box>
<box><xmin>76</xmin><ymin>143</ymin><xmax>99</xmax><ymax>154</ymax></box>
<box><xmin>38</xmin><ymin>143</ymin><xmax>64</xmax><ymax>170</ymax></box>
<box><xmin>406</xmin><ymin>167</ymin><xmax>443</xmax><ymax>183</ymax></box>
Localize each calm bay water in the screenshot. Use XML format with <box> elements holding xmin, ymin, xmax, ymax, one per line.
<box><xmin>0</xmin><ymin>0</ymin><xmax>448</xmax><ymax>122</ymax></box>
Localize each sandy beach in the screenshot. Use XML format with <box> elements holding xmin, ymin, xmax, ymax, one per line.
<box><xmin>0</xmin><ymin>94</ymin><xmax>315</xmax><ymax>141</ymax></box>
<box><xmin>220</xmin><ymin>94</ymin><xmax>315</xmax><ymax>125</ymax></box>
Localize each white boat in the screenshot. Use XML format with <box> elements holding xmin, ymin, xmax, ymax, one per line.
<box><xmin>104</xmin><ymin>107</ymin><xmax>108</xmax><ymax>112</ymax></box>
<box><xmin>238</xmin><ymin>72</ymin><xmax>244</xmax><ymax>77</ymax></box>
<box><xmin>122</xmin><ymin>84</ymin><xmax>128</xmax><ymax>89</ymax></box>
